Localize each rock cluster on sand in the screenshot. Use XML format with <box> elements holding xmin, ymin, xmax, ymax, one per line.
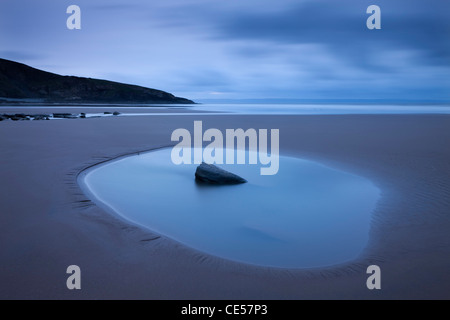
<box><xmin>195</xmin><ymin>162</ymin><xmax>247</xmax><ymax>185</ymax></box>
<box><xmin>0</xmin><ymin>113</ymin><xmax>50</xmax><ymax>121</ymax></box>
<box><xmin>52</xmin><ymin>113</ymin><xmax>77</xmax><ymax>119</ymax></box>
<box><xmin>0</xmin><ymin>111</ymin><xmax>122</xmax><ymax>121</ymax></box>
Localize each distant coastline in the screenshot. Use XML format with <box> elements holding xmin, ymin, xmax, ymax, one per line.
<box><xmin>196</xmin><ymin>98</ymin><xmax>450</xmax><ymax>105</ymax></box>
<box><xmin>0</xmin><ymin>100</ymin><xmax>197</xmax><ymax>106</ymax></box>
<box><xmin>0</xmin><ymin>58</ymin><xmax>195</xmax><ymax>105</ymax></box>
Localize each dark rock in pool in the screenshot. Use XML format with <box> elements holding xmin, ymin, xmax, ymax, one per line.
<box><xmin>113</xmin><ymin>111</ymin><xmax>120</xmax><ymax>116</ymax></box>
<box><xmin>195</xmin><ymin>162</ymin><xmax>247</xmax><ymax>185</ymax></box>
<box><xmin>104</xmin><ymin>112</ymin><xmax>112</xmax><ymax>114</ymax></box>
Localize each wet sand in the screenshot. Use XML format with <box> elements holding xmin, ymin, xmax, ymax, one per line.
<box><xmin>0</xmin><ymin>112</ymin><xmax>449</xmax><ymax>299</ymax></box>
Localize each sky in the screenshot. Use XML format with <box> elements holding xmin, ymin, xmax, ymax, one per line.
<box><xmin>0</xmin><ymin>0</ymin><xmax>449</xmax><ymax>102</ymax></box>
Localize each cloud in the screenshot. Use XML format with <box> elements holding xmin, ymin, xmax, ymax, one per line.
<box><xmin>0</xmin><ymin>51</ymin><xmax>46</xmax><ymax>62</ymax></box>
<box><xmin>193</xmin><ymin>0</ymin><xmax>450</xmax><ymax>98</ymax></box>
<box><xmin>149</xmin><ymin>0</ymin><xmax>449</xmax><ymax>67</ymax></box>
<box><xmin>204</xmin><ymin>1</ymin><xmax>448</xmax><ymax>67</ymax></box>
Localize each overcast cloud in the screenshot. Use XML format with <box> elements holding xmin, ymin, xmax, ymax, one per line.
<box><xmin>0</xmin><ymin>0</ymin><xmax>448</xmax><ymax>101</ymax></box>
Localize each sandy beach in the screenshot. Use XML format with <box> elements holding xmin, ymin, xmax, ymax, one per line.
<box><xmin>0</xmin><ymin>111</ymin><xmax>449</xmax><ymax>299</ymax></box>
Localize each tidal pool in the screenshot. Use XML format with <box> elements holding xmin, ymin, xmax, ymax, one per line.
<box><xmin>79</xmin><ymin>148</ymin><xmax>380</xmax><ymax>268</ymax></box>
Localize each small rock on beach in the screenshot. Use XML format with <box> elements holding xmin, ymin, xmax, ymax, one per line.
<box><xmin>195</xmin><ymin>162</ymin><xmax>247</xmax><ymax>185</ymax></box>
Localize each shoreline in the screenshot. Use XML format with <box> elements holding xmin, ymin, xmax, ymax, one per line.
<box><xmin>76</xmin><ymin>146</ymin><xmax>174</xmax><ymax>246</ymax></box>
<box><xmin>0</xmin><ymin>113</ymin><xmax>449</xmax><ymax>299</ymax></box>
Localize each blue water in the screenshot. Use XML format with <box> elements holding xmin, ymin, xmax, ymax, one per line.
<box><xmin>81</xmin><ymin>148</ymin><xmax>380</xmax><ymax>268</ymax></box>
<box><xmin>190</xmin><ymin>103</ymin><xmax>450</xmax><ymax>115</ymax></box>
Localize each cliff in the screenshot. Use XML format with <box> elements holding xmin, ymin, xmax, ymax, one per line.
<box><xmin>0</xmin><ymin>58</ymin><xmax>194</xmax><ymax>104</ymax></box>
